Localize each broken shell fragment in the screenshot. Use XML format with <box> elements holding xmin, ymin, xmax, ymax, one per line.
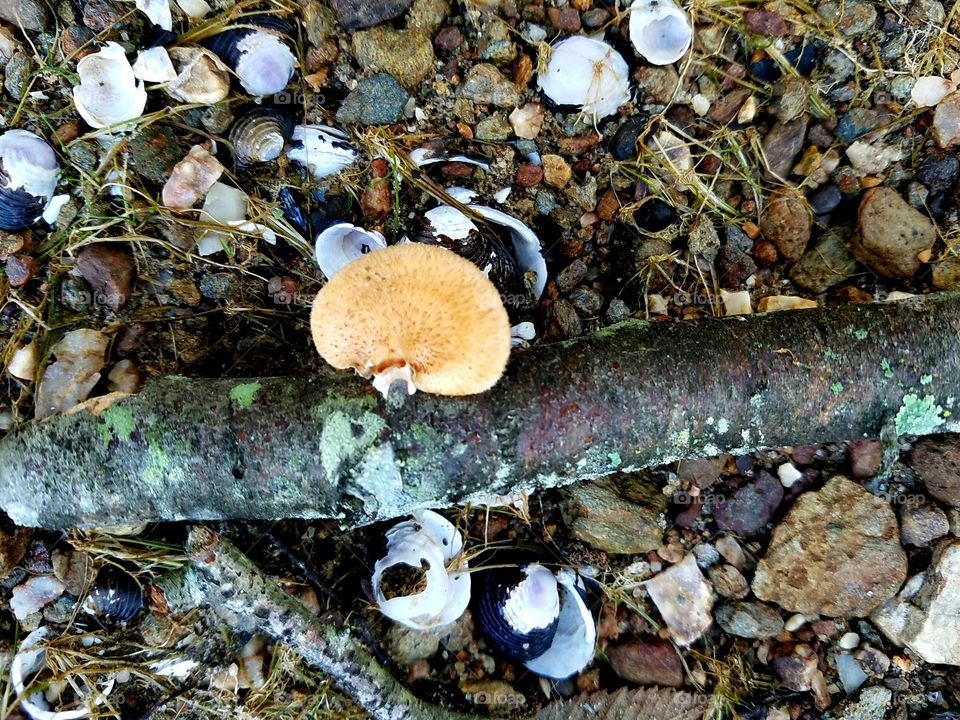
<box><xmin>228</xmin><ymin>106</ymin><xmax>294</xmax><ymax>166</ymax></box>
<box><xmin>310</xmin><ymin>243</ymin><xmax>511</xmax><ymax>397</ymax></box>
<box><xmin>162</xmin><ymin>144</ymin><xmax>224</xmax><ymax>209</ymax></box>
<box><xmin>372</xmin><ymin>510</ymin><xmax>470</xmax><ymax>630</ymax></box>
<box><xmin>72</xmin><ymin>42</ymin><xmax>148</xmax><ymax>129</ymax></box>
<box><xmin>629</xmin><ymin>0</ymin><xmax>693</xmax><ymax>66</ymax></box>
<box><xmin>165</xmin><ymin>46</ymin><xmax>231</xmax><ymax>105</ymax></box>
<box><xmin>132</xmin><ymin>46</ymin><xmax>177</xmax><ymax>83</ymax></box>
<box><xmin>314</xmin><ymin>221</ymin><xmax>387</xmax><ymax>279</ymax></box>
<box><xmin>537</xmin><ymin>36</ymin><xmax>630</xmax><ymax>120</ymax></box>
<box><xmin>286</xmin><ymin>125</ymin><xmax>357</xmax><ymax>180</ymax></box>
<box><xmin>0</xmin><ymin>130</ymin><xmax>60</xmax><ymax>231</ymax></box>
<box><xmin>479</xmin><ymin>565</ymin><xmax>597</xmax><ymax>679</ymax></box>
<box><xmin>409</xmin><ymin>146</ymin><xmax>491</xmax><ymax>171</ymax></box>
<box><xmin>196</xmin><ymin>181</ymin><xmax>246</xmax><ymax>255</ymax></box>
<box><xmin>204</xmin><ymin>15</ymin><xmax>296</xmax><ymax>98</ymax></box>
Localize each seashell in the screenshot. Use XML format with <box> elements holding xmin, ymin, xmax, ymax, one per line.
<box><xmin>409</xmin><ymin>146</ymin><xmax>491</xmax><ymax>171</ymax></box>
<box><xmin>72</xmin><ymin>42</ymin><xmax>148</xmax><ymax>129</ymax></box>
<box><xmin>87</xmin><ymin>566</ymin><xmax>143</xmax><ymax>621</ymax></box>
<box><xmin>314</xmin><ymin>221</ymin><xmax>387</xmax><ymax>279</ymax></box>
<box><xmin>203</xmin><ymin>15</ymin><xmax>296</xmax><ymax>98</ymax></box>
<box><xmin>629</xmin><ymin>0</ymin><xmax>693</xmax><ymax>66</ymax></box>
<box><xmin>536</xmin><ymin>36</ymin><xmax>630</xmax><ymax>121</ymax></box>
<box><xmin>416</xmin><ymin>195</ymin><xmax>547</xmax><ymax>311</ymax></box>
<box><xmin>0</xmin><ymin>129</ymin><xmax>60</xmax><ymax>231</ymax></box>
<box><xmin>135</xmin><ymin>0</ymin><xmax>172</xmax><ymax>31</ymax></box>
<box><xmin>286</xmin><ymin>124</ymin><xmax>357</xmax><ymax>180</ymax></box>
<box><xmin>132</xmin><ymin>46</ymin><xmax>177</xmax><ymax>83</ymax></box>
<box><xmin>12</xmin><ymin>626</ymin><xmax>117</xmax><ymax>720</ymax></box>
<box><xmin>176</xmin><ymin>0</ymin><xmax>210</xmax><ymax>18</ymax></box>
<box><xmin>228</xmin><ymin>106</ymin><xmax>294</xmax><ymax>166</ymax></box>
<box><xmin>371</xmin><ymin>510</ymin><xmax>470</xmax><ymax>630</ymax></box>
<box><xmin>479</xmin><ymin>565</ymin><xmax>561</xmax><ymax>661</ymax></box>
<box><xmin>479</xmin><ymin>564</ymin><xmax>597</xmax><ymax>680</ymax></box>
<box><xmin>165</xmin><ymin>46</ymin><xmax>231</xmax><ymax>105</ymax></box>
<box><xmin>196</xmin><ymin>181</ymin><xmax>246</xmax><ymax>255</ymax></box>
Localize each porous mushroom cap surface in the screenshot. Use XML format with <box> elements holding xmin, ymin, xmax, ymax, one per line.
<box><xmin>310</xmin><ymin>243</ymin><xmax>511</xmax><ymax>396</ymax></box>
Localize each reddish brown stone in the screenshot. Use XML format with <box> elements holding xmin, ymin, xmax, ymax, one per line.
<box><xmin>751</xmin><ymin>239</ymin><xmax>778</xmax><ymax>266</ymax></box>
<box><xmin>559</xmin><ymin>134</ymin><xmax>599</xmax><ymax>155</ymax></box>
<box><xmin>743</xmin><ymin>10</ymin><xmax>788</xmax><ymax>37</ymax></box>
<box><xmin>440</xmin><ymin>162</ymin><xmax>476</xmax><ymax>178</ymax></box>
<box><xmin>596</xmin><ymin>190</ymin><xmax>620</xmax><ymax>221</ymax></box>
<box><xmin>848</xmin><ymin>439</ymin><xmax>883</xmax><ymax>479</ymax></box>
<box><xmin>370</xmin><ymin>158</ymin><xmax>390</xmax><ymax>178</ymax></box>
<box><xmin>434</xmin><ymin>25</ymin><xmax>462</xmax><ymax>51</ymax></box>
<box><xmin>515</xmin><ymin>162</ymin><xmax>543</xmax><ymax>187</ymax></box>
<box><xmin>606</xmin><ymin>636</ymin><xmax>684</xmax><ymax>687</ymax></box>
<box><xmin>547</xmin><ymin>6</ymin><xmax>581</xmax><ymax>31</ymax></box>
<box><xmin>361</xmin><ymin>178</ymin><xmax>392</xmax><ymax>221</ymax></box>
<box><xmin>76</xmin><ymin>243</ymin><xmax>135</xmax><ymax>311</ymax></box>
<box><xmin>6</xmin><ymin>254</ymin><xmax>39</xmax><ymax>286</ymax></box>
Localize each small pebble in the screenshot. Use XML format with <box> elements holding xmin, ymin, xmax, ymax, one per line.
<box><xmin>778</xmin><ymin>462</ymin><xmax>803</xmax><ymax>488</ymax></box>
<box><xmin>839</xmin><ymin>631</ymin><xmax>860</xmax><ymax>649</ymax></box>
<box><xmin>785</xmin><ymin>613</ymin><xmax>808</xmax><ymax>632</ymax></box>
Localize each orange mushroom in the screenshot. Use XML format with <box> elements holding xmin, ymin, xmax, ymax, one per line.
<box><xmin>310</xmin><ymin>243</ymin><xmax>511</xmax><ymax>397</ymax></box>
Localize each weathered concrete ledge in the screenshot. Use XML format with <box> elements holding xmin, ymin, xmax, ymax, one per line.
<box><xmin>1</xmin><ymin>293</ymin><xmax>959</xmax><ymax>529</ymax></box>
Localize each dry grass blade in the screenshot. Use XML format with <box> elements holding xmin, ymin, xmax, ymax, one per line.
<box><xmin>67</xmin><ymin>531</ymin><xmax>188</xmax><ymax>575</ymax></box>
<box><xmin>534</xmin><ymin>686</ymin><xmax>710</xmax><ymax>720</ymax></box>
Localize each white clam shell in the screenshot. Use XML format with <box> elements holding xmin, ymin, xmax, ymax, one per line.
<box><xmin>409</xmin><ymin>147</ymin><xmax>491</xmax><ymax>171</ymax></box>
<box><xmin>522</xmin><ymin>569</ymin><xmax>597</xmax><ymax>679</ymax></box>
<box><xmin>287</xmin><ymin>125</ymin><xmax>357</xmax><ymax>180</ymax></box>
<box><xmin>314</xmin><ymin>222</ymin><xmax>387</xmax><ymax>279</ymax></box>
<box><xmin>73</xmin><ymin>42</ymin><xmax>148</xmax><ymax>129</ymax></box>
<box><xmin>232</xmin><ymin>32</ymin><xmax>296</xmax><ymax>97</ymax></box>
<box><xmin>12</xmin><ymin>626</ymin><xmax>117</xmax><ymax>720</ymax></box>
<box><xmin>372</xmin><ymin>510</ymin><xmax>470</xmax><ymax>630</ymax></box>
<box><xmin>629</xmin><ymin>0</ymin><xmax>693</xmax><ymax>66</ymax></box>
<box><xmin>536</xmin><ymin>36</ymin><xmax>630</xmax><ymax>120</ymax></box>
<box><xmin>132</xmin><ymin>47</ymin><xmax>177</xmax><ymax>84</ymax></box>
<box><xmin>196</xmin><ymin>181</ymin><xmax>247</xmax><ymax>255</ymax></box>
<box><xmin>0</xmin><ymin>129</ymin><xmax>58</xmax><ymax>198</ymax></box>
<box><xmin>135</xmin><ymin>0</ymin><xmax>172</xmax><ymax>30</ymax></box>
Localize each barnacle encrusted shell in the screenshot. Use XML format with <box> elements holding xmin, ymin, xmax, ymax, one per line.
<box><xmin>310</xmin><ymin>243</ymin><xmax>511</xmax><ymax>397</ymax></box>
<box><xmin>73</xmin><ymin>42</ymin><xmax>148</xmax><ymax>129</ymax></box>
<box><xmin>228</xmin><ymin>106</ymin><xmax>294</xmax><ymax>165</ymax></box>
<box><xmin>286</xmin><ymin>125</ymin><xmax>357</xmax><ymax>180</ymax></box>
<box><xmin>629</xmin><ymin>0</ymin><xmax>693</xmax><ymax>66</ymax></box>
<box><xmin>0</xmin><ymin>129</ymin><xmax>61</xmax><ymax>231</ymax></box>
<box><xmin>372</xmin><ymin>510</ymin><xmax>470</xmax><ymax>630</ymax></box>
<box><xmin>165</xmin><ymin>46</ymin><xmax>231</xmax><ymax>105</ymax></box>
<box><xmin>536</xmin><ymin>36</ymin><xmax>630</xmax><ymax>120</ymax></box>
<box><xmin>204</xmin><ymin>15</ymin><xmax>296</xmax><ymax>97</ymax></box>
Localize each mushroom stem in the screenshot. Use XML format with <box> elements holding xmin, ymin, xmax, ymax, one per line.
<box><xmin>371</xmin><ymin>362</ymin><xmax>417</xmax><ymax>398</ymax></box>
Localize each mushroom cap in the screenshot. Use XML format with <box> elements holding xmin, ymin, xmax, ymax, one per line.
<box><xmin>310</xmin><ymin>243</ymin><xmax>511</xmax><ymax>396</ymax></box>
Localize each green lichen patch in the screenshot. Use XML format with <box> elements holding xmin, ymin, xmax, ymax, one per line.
<box><xmin>229</xmin><ymin>382</ymin><xmax>262</xmax><ymax>409</ymax></box>
<box><xmin>895</xmin><ymin>394</ymin><xmax>945</xmax><ymax>436</ymax></box>
<box><xmin>98</xmin><ymin>406</ymin><xmax>137</xmax><ymax>445</ymax></box>
<box><xmin>319</xmin><ymin>410</ymin><xmax>387</xmax><ymax>484</ymax></box>
<box><xmin>830</xmin><ymin>382</ymin><xmax>843</xmax><ymax>396</ymax></box>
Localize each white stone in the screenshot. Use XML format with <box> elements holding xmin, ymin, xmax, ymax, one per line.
<box><xmin>784</xmin><ymin>613</ymin><xmax>807</xmax><ymax>632</ymax></box>
<box><xmin>645</xmin><ymin>553</ymin><xmax>714</xmax><ymax>646</ymax></box>
<box><xmin>845</xmin><ymin>141</ymin><xmax>903</xmax><ymax>176</ymax></box>
<box><xmin>8</xmin><ymin>341</ymin><xmax>36</xmax><ymax>381</ymax></box>
<box><xmin>870</xmin><ymin>539</ymin><xmax>960</xmax><ymax>665</ymax></box>
<box><xmin>508</xmin><ymin>103</ymin><xmax>545</xmax><ymax>139</ymax></box>
<box><xmin>911</xmin><ymin>76</ymin><xmax>955</xmax><ymax>108</ymax></box>
<box><xmin>778</xmin><ymin>462</ymin><xmax>803</xmax><ymax>488</ymax></box>
<box><xmin>838</xmin><ymin>631</ymin><xmax>860</xmax><ymax>649</ymax></box>
<box><xmin>10</xmin><ymin>576</ymin><xmax>65</xmax><ymax>619</ymax></box>
<box><xmin>721</xmin><ymin>289</ymin><xmax>752</xmax><ymax>316</ymax></box>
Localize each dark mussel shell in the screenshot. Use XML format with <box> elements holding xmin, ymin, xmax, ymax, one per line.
<box><xmin>89</xmin><ymin>566</ymin><xmax>143</xmax><ymax>622</ymax></box>
<box><xmin>416</xmin><ymin>211</ymin><xmax>532</xmax><ymax>312</ymax></box>
<box><xmin>203</xmin><ymin>15</ymin><xmax>296</xmax><ymax>97</ymax></box>
<box><xmin>0</xmin><ymin>187</ymin><xmax>44</xmax><ymax>232</ymax></box>
<box><xmin>478</xmin><ymin>565</ymin><xmax>560</xmax><ymax>663</ymax></box>
<box><xmin>228</xmin><ymin>105</ymin><xmax>295</xmax><ymax>166</ymax></box>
